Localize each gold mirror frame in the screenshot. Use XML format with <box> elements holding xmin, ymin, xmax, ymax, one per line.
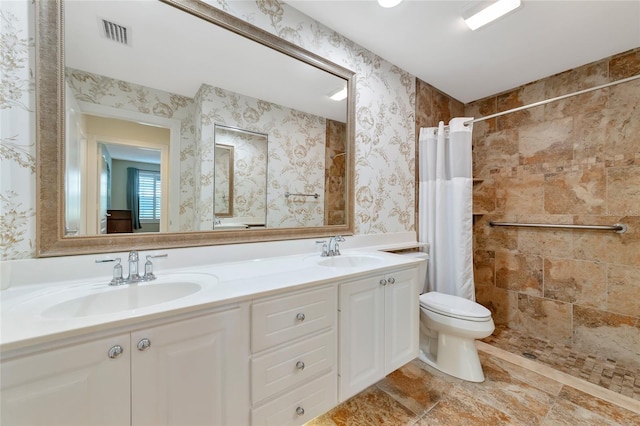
<box><xmin>36</xmin><ymin>0</ymin><xmax>355</xmax><ymax>257</ymax></box>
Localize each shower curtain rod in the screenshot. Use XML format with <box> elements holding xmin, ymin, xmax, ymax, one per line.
<box><xmin>462</xmin><ymin>74</ymin><xmax>640</xmax><ymax>126</ymax></box>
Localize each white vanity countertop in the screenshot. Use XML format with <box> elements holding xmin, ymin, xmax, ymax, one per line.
<box><xmin>0</xmin><ymin>249</ymin><xmax>424</xmax><ymax>353</ymax></box>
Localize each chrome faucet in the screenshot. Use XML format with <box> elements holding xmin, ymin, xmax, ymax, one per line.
<box><xmin>127</xmin><ymin>251</ymin><xmax>142</xmax><ymax>283</ymax></box>
<box><xmin>323</xmin><ymin>235</ymin><xmax>345</xmax><ymax>257</ymax></box>
<box><xmin>142</xmin><ymin>254</ymin><xmax>168</xmax><ymax>281</ymax></box>
<box><xmin>96</xmin><ymin>251</ymin><xmax>168</xmax><ymax>285</ymax></box>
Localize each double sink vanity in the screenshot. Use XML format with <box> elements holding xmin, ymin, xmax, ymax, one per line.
<box><xmin>7</xmin><ymin>0</ymin><xmax>427</xmax><ymax>423</ymax></box>
<box><xmin>1</xmin><ymin>247</ymin><xmax>423</xmax><ymax>426</ymax></box>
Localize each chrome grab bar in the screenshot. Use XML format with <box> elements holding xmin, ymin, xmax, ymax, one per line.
<box><xmin>284</xmin><ymin>192</ymin><xmax>319</xmax><ymax>199</ymax></box>
<box><xmin>489</xmin><ymin>221</ymin><xmax>626</xmax><ymax>234</ymax></box>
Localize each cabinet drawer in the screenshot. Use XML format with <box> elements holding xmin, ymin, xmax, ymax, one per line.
<box><xmin>252</xmin><ymin>330</ymin><xmax>335</xmax><ymax>404</ymax></box>
<box><xmin>251</xmin><ymin>371</ymin><xmax>336</xmax><ymax>426</ymax></box>
<box><xmin>252</xmin><ymin>286</ymin><xmax>335</xmax><ymax>352</ymax></box>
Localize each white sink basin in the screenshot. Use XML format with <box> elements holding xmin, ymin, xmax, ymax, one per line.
<box><xmin>39</xmin><ymin>274</ymin><xmax>216</xmax><ymax>319</ymax></box>
<box><xmin>317</xmin><ymin>254</ymin><xmax>383</xmax><ymax>268</ymax></box>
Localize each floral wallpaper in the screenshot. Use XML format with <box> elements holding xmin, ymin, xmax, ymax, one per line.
<box><xmin>65</xmin><ymin>72</ymin><xmax>332</xmax><ymax>232</ymax></box>
<box><xmin>0</xmin><ymin>3</ymin><xmax>36</xmax><ymax>260</ymax></box>
<box><xmin>214</xmin><ymin>144</ymin><xmax>232</xmax><ymax>215</ymax></box>
<box><xmin>0</xmin><ymin>0</ymin><xmax>416</xmax><ymax>260</ymax></box>
<box><xmin>196</xmin><ymin>84</ymin><xmax>326</xmax><ymax>229</ymax></box>
<box><xmin>213</xmin><ymin>127</ymin><xmax>268</xmax><ymax>224</ymax></box>
<box><xmin>207</xmin><ymin>0</ymin><xmax>417</xmax><ymax>235</ymax></box>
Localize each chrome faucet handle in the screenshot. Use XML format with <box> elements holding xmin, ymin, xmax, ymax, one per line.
<box><xmin>110</xmin><ymin>258</ymin><xmax>125</xmax><ymax>286</ymax></box>
<box><xmin>321</xmin><ymin>243</ymin><xmax>329</xmax><ymax>257</ymax></box>
<box><xmin>143</xmin><ymin>256</ymin><xmax>156</xmax><ymax>281</ymax></box>
<box><xmin>334</xmin><ymin>235</ymin><xmax>345</xmax><ymax>255</ymax></box>
<box><xmin>327</xmin><ymin>235</ymin><xmax>346</xmax><ymax>256</ymax></box>
<box><xmin>95</xmin><ymin>257</ymin><xmax>117</xmax><ymax>263</ymax></box>
<box><xmin>142</xmin><ymin>254</ymin><xmax>168</xmax><ymax>281</ymax></box>
<box><xmin>95</xmin><ymin>257</ymin><xmax>125</xmax><ymax>286</ymax></box>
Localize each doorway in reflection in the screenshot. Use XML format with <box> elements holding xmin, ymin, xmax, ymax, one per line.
<box><xmin>81</xmin><ymin>115</ymin><xmax>170</xmax><ymax>234</ymax></box>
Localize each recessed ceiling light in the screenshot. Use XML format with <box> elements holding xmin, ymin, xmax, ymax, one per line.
<box><xmin>328</xmin><ymin>87</ymin><xmax>347</xmax><ymax>101</ymax></box>
<box><xmin>463</xmin><ymin>0</ymin><xmax>522</xmax><ymax>31</ymax></box>
<box><xmin>378</xmin><ymin>0</ymin><xmax>403</xmax><ymax>8</ymax></box>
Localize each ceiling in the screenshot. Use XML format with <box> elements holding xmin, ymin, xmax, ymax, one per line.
<box><xmin>285</xmin><ymin>0</ymin><xmax>640</xmax><ymax>103</ymax></box>
<box><xmin>64</xmin><ymin>0</ymin><xmax>347</xmax><ymax>122</ymax></box>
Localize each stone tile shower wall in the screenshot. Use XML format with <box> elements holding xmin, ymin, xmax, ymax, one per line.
<box><xmin>467</xmin><ymin>48</ymin><xmax>640</xmax><ymax>365</ymax></box>
<box><xmin>325</xmin><ymin>119</ymin><xmax>347</xmax><ymax>226</ymax></box>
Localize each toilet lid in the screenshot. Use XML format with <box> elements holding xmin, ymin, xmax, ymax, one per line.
<box><xmin>419</xmin><ymin>292</ymin><xmax>492</xmax><ymax>321</ymax></box>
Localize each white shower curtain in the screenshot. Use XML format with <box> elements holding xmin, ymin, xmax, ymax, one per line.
<box><xmin>418</xmin><ymin>117</ymin><xmax>475</xmax><ymax>300</ymax></box>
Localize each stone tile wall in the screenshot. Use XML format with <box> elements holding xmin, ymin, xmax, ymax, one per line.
<box><xmin>325</xmin><ymin>119</ymin><xmax>347</xmax><ymax>225</ymax></box>
<box><xmin>467</xmin><ymin>48</ymin><xmax>640</xmax><ymax>365</ymax></box>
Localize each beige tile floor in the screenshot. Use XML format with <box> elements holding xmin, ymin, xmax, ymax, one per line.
<box><xmin>307</xmin><ymin>344</ymin><xmax>640</xmax><ymax>425</ymax></box>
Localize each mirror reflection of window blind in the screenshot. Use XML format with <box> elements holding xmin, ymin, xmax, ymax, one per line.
<box><xmin>138</xmin><ymin>170</ymin><xmax>161</xmax><ymax>221</ymax></box>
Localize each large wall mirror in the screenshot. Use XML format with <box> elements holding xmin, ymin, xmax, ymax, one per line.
<box><xmin>37</xmin><ymin>0</ymin><xmax>355</xmax><ymax>256</ymax></box>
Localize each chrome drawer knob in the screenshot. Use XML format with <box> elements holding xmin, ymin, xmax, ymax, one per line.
<box><xmin>380</xmin><ymin>279</ymin><xmax>387</xmax><ymax>286</ymax></box>
<box><xmin>296</xmin><ymin>313</ymin><xmax>306</xmax><ymax>322</ymax></box>
<box><xmin>296</xmin><ymin>406</ymin><xmax>305</xmax><ymax>416</ymax></box>
<box><xmin>137</xmin><ymin>338</ymin><xmax>151</xmax><ymax>351</ymax></box>
<box><xmin>108</xmin><ymin>345</ymin><xmax>124</xmax><ymax>359</ymax></box>
<box><xmin>296</xmin><ymin>361</ymin><xmax>305</xmax><ymax>370</ymax></box>
<box><xmin>387</xmin><ymin>277</ymin><xmax>396</xmax><ymax>284</ymax></box>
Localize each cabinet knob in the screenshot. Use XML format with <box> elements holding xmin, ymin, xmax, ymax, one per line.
<box><xmin>379</xmin><ymin>278</ymin><xmax>387</xmax><ymax>286</ymax></box>
<box><xmin>296</xmin><ymin>312</ymin><xmax>306</xmax><ymax>322</ymax></box>
<box><xmin>137</xmin><ymin>338</ymin><xmax>151</xmax><ymax>351</ymax></box>
<box><xmin>296</xmin><ymin>406</ymin><xmax>305</xmax><ymax>416</ymax></box>
<box><xmin>108</xmin><ymin>345</ymin><xmax>124</xmax><ymax>359</ymax></box>
<box><xmin>296</xmin><ymin>361</ymin><xmax>305</xmax><ymax>370</ymax></box>
<box><xmin>387</xmin><ymin>277</ymin><xmax>396</xmax><ymax>284</ymax></box>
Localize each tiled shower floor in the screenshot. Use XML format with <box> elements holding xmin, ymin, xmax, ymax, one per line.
<box><xmin>307</xmin><ymin>327</ymin><xmax>640</xmax><ymax>425</ymax></box>
<box><xmin>482</xmin><ymin>325</ymin><xmax>640</xmax><ymax>401</ymax></box>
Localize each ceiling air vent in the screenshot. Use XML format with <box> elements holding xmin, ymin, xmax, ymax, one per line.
<box><xmin>100</xmin><ymin>18</ymin><xmax>131</xmax><ymax>46</ymax></box>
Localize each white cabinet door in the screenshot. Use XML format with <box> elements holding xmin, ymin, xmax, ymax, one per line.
<box><xmin>338</xmin><ymin>266</ymin><xmax>419</xmax><ymax>402</ymax></box>
<box><xmin>131</xmin><ymin>306</ymin><xmax>250</xmax><ymax>426</ymax></box>
<box><xmin>1</xmin><ymin>334</ymin><xmax>131</xmax><ymax>426</ymax></box>
<box><xmin>338</xmin><ymin>276</ymin><xmax>385</xmax><ymax>401</ymax></box>
<box><xmin>384</xmin><ymin>268</ymin><xmax>419</xmax><ymax>373</ymax></box>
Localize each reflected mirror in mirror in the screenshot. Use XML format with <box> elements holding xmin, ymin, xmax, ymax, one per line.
<box><xmin>214</xmin><ymin>144</ymin><xmax>234</xmax><ymax>219</ymax></box>
<box><xmin>213</xmin><ymin>126</ymin><xmax>268</xmax><ymax>231</ymax></box>
<box><xmin>63</xmin><ymin>0</ymin><xmax>349</xmax><ymax>238</ymax></box>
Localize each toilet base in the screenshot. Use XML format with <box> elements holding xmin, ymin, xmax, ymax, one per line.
<box><xmin>418</xmin><ymin>333</ymin><xmax>486</xmax><ymax>383</ymax></box>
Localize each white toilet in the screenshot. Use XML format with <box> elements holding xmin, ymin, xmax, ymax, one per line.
<box><xmin>402</xmin><ymin>252</ymin><xmax>494</xmax><ymax>382</ymax></box>
<box><xmin>419</xmin><ymin>292</ymin><xmax>494</xmax><ymax>382</ymax></box>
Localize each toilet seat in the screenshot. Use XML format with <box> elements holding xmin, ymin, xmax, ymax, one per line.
<box><xmin>420</xmin><ymin>292</ymin><xmax>491</xmax><ymax>322</ymax></box>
